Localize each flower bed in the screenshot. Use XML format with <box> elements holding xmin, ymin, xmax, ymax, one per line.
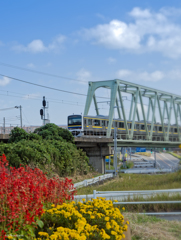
<box><xmin>0</xmin><ymin>154</ymin><xmax>129</xmax><ymax>239</ymax></box>
<box><xmin>35</xmin><ymin>198</ymin><xmax>129</xmax><ymax>240</ymax></box>
<box><xmin>0</xmin><ymin>154</ymin><xmax>75</xmax><ymax>239</ymax></box>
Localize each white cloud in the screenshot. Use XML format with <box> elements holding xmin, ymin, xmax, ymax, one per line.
<box><xmin>82</xmin><ymin>7</ymin><xmax>181</xmax><ymax>58</ymax></box>
<box><xmin>83</xmin><ymin>20</ymin><xmax>140</xmax><ymax>50</ymax></box>
<box><xmin>13</xmin><ymin>35</ymin><xmax>66</xmax><ymax>53</ymax></box>
<box><xmin>117</xmin><ymin>69</ymin><xmax>164</xmax><ymax>82</ymax></box>
<box><xmin>76</xmin><ymin>68</ymin><xmax>91</xmax><ymax>84</ymax></box>
<box><xmin>107</xmin><ymin>57</ymin><xmax>116</xmax><ymax>63</ymax></box>
<box><xmin>0</xmin><ymin>77</ymin><xmax>11</xmax><ymax>86</ymax></box>
<box><xmin>116</xmin><ymin>68</ymin><xmax>181</xmax><ymax>82</ymax></box>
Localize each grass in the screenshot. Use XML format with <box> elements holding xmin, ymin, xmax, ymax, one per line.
<box><xmin>77</xmin><ymin>170</ymin><xmax>181</xmax><ymax>195</ymax></box>
<box><xmin>169</xmin><ymin>152</ymin><xmax>181</xmax><ymax>164</ymax></box>
<box><xmin>124</xmin><ymin>212</ymin><xmax>181</xmax><ymax>240</ymax></box>
<box><xmin>63</xmin><ymin>171</ymin><xmax>102</xmax><ymax>184</ymax></box>
<box><xmin>136</xmin><ymin>152</ymin><xmax>151</xmax><ymax>157</ymax></box>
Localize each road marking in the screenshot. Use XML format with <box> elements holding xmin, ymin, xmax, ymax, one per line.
<box><xmin>160</xmin><ymin>153</ymin><xmax>178</xmax><ymax>165</ymax></box>
<box><xmin>156</xmin><ymin>154</ymin><xmax>172</xmax><ymax>168</ymax></box>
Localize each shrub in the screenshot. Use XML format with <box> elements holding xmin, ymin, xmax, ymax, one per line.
<box><xmin>35</xmin><ymin>198</ymin><xmax>129</xmax><ymax>240</ymax></box>
<box><xmin>0</xmin><ymin>154</ymin><xmax>75</xmax><ymax>239</ymax></box>
<box><xmin>0</xmin><ymin>140</ymin><xmax>89</xmax><ymax>177</ymax></box>
<box><xmin>34</xmin><ymin>123</ymin><xmax>74</xmax><ymax>143</ymax></box>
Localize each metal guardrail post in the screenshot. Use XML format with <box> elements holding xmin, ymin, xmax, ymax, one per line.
<box><xmin>93</xmin><ymin>190</ymin><xmax>96</xmax><ymax>199</ymax></box>
<box><xmin>84</xmin><ymin>180</ymin><xmax>87</xmax><ymax>187</ymax></box>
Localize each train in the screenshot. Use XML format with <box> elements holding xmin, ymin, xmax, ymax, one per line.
<box><xmin>67</xmin><ymin>114</ymin><xmax>180</xmax><ymax>141</ymax></box>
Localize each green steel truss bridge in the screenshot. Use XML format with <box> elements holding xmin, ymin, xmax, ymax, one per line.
<box><xmin>84</xmin><ymin>79</ymin><xmax>181</xmax><ymax>147</ymax></box>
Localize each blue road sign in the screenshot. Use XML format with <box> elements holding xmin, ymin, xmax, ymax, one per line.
<box><xmin>136</xmin><ymin>147</ymin><xmax>146</xmax><ymax>152</ymax></box>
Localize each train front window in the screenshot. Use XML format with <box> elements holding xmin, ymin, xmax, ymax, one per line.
<box><xmin>68</xmin><ymin>116</ymin><xmax>82</xmax><ymax>125</ymax></box>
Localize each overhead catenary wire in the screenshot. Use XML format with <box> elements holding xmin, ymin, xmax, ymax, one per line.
<box><xmin>0</xmin><ymin>62</ymin><xmax>88</xmax><ymax>83</ymax></box>
<box><xmin>0</xmin><ymin>107</ymin><xmax>17</xmax><ymax>111</ymax></box>
<box><xmin>0</xmin><ymin>73</ymin><xmax>109</xmax><ymax>99</ymax></box>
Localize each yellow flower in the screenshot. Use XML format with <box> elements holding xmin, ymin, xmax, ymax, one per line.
<box><xmin>122</xmin><ymin>207</ymin><xmax>125</xmax><ymax>210</ymax></box>
<box><xmin>7</xmin><ymin>236</ymin><xmax>13</xmax><ymax>240</ymax></box>
<box><xmin>82</xmin><ymin>198</ymin><xmax>86</xmax><ymax>202</ymax></box>
<box><xmin>111</xmin><ymin>230</ymin><xmax>117</xmax><ymax>235</ymax></box>
<box><xmin>105</xmin><ymin>217</ymin><xmax>109</xmax><ymax>221</ymax></box>
<box><xmin>114</xmin><ymin>200</ymin><xmax>118</xmax><ymax>202</ymax></box>
<box><xmin>126</xmin><ymin>220</ymin><xmax>129</xmax><ymax>224</ymax></box>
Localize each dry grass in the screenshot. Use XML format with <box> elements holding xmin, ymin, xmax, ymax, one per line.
<box><xmin>136</xmin><ymin>152</ymin><xmax>151</xmax><ymax>157</ymax></box>
<box><xmin>124</xmin><ymin>212</ymin><xmax>181</xmax><ymax>240</ymax></box>
<box><xmin>58</xmin><ymin>171</ymin><xmax>102</xmax><ymax>183</ymax></box>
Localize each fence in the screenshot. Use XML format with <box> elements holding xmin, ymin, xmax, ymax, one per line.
<box><xmin>73</xmin><ymin>173</ymin><xmax>113</xmax><ymax>189</ymax></box>
<box><xmin>75</xmin><ymin>188</ymin><xmax>181</xmax><ymax>215</ymax></box>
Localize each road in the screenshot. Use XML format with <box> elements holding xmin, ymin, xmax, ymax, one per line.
<box><xmin>154</xmin><ymin>153</ymin><xmax>179</xmax><ymax>170</ymax></box>
<box><xmin>127</xmin><ymin>152</ymin><xmax>180</xmax><ymax>172</ymax></box>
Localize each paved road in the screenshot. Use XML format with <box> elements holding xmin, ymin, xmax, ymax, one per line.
<box><xmin>126</xmin><ymin>152</ymin><xmax>180</xmax><ymax>173</ymax></box>
<box><xmin>136</xmin><ymin>152</ymin><xmax>179</xmax><ymax>169</ymax></box>
<box><xmin>157</xmin><ymin>215</ymin><xmax>181</xmax><ymax>221</ymax></box>
<box><xmin>155</xmin><ymin>153</ymin><xmax>179</xmax><ymax>170</ymax></box>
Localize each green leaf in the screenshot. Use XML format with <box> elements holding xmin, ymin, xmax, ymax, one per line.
<box><xmin>36</xmin><ymin>219</ymin><xmax>44</xmax><ymax>228</ymax></box>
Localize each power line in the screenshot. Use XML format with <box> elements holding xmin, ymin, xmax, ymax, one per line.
<box><xmin>0</xmin><ymin>62</ymin><xmax>87</xmax><ymax>83</ymax></box>
<box><xmin>0</xmin><ymin>73</ymin><xmax>109</xmax><ymax>99</ymax></box>
<box><xmin>0</xmin><ymin>107</ymin><xmax>16</xmax><ymax>111</ymax></box>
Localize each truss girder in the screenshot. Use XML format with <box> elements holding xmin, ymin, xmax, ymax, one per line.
<box><xmin>84</xmin><ymin>79</ymin><xmax>181</xmax><ymax>140</ymax></box>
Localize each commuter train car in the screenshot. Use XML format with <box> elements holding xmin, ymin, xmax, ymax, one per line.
<box><xmin>68</xmin><ymin>114</ymin><xmax>180</xmax><ymax>141</ymax></box>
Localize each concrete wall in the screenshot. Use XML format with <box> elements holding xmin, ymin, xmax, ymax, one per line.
<box><xmin>81</xmin><ymin>144</ymin><xmax>111</xmax><ymax>174</ymax></box>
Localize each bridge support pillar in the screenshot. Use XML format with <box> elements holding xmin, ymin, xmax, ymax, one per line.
<box><xmin>81</xmin><ymin>144</ymin><xmax>111</xmax><ymax>174</ymax></box>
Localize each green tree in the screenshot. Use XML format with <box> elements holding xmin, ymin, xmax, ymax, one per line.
<box><xmin>8</xmin><ymin>127</ymin><xmax>42</xmax><ymax>143</ymax></box>
<box><xmin>8</xmin><ymin>127</ymin><xmax>28</xmax><ymax>143</ymax></box>
<box><xmin>34</xmin><ymin>123</ymin><xmax>74</xmax><ymax>143</ymax></box>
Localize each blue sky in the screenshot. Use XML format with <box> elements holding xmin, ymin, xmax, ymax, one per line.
<box><xmin>1</xmin><ymin>0</ymin><xmax>181</xmax><ymax>127</ymax></box>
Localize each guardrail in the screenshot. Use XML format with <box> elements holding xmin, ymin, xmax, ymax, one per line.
<box><xmin>75</xmin><ymin>189</ymin><xmax>181</xmax><ymax>216</ymax></box>
<box><xmin>75</xmin><ymin>188</ymin><xmax>181</xmax><ymax>201</ymax></box>
<box><xmin>93</xmin><ymin>189</ymin><xmax>181</xmax><ymax>199</ymax></box>
<box><xmin>93</xmin><ymin>189</ymin><xmax>181</xmax><ymax>216</ymax></box>
<box><xmin>73</xmin><ymin>173</ymin><xmax>113</xmax><ymax>189</ymax></box>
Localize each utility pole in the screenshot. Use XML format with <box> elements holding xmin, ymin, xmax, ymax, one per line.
<box><xmin>20</xmin><ymin>105</ymin><xmax>22</xmax><ymax>128</ymax></box>
<box><xmin>15</xmin><ymin>105</ymin><xmax>23</xmax><ymax>128</ymax></box>
<box><xmin>3</xmin><ymin>117</ymin><xmax>5</xmax><ymax>134</ymax></box>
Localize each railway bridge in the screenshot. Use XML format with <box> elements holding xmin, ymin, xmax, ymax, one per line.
<box><xmin>76</xmin><ymin>79</ymin><xmax>181</xmax><ymax>172</ymax></box>
<box><xmin>1</xmin><ymin>79</ymin><xmax>181</xmax><ymax>173</ymax></box>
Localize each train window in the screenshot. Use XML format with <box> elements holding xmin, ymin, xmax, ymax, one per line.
<box><xmin>88</xmin><ymin>119</ymin><xmax>92</xmax><ymax>125</ymax></box>
<box><xmin>171</xmin><ymin>128</ymin><xmax>173</xmax><ymax>132</ymax></box>
<box><xmin>94</xmin><ymin>120</ymin><xmax>100</xmax><ymax>126</ymax></box>
<box><xmin>174</xmin><ymin>128</ymin><xmax>177</xmax><ymax>133</ymax></box>
<box><xmin>84</xmin><ymin>119</ymin><xmax>86</xmax><ymax>125</ymax></box>
<box><xmin>119</xmin><ymin>122</ymin><xmax>124</xmax><ymax>128</ymax></box>
<box><xmin>159</xmin><ymin>126</ymin><xmax>162</xmax><ymax>131</ymax></box>
<box><xmin>102</xmin><ymin>120</ymin><xmax>105</xmax><ymax>126</ymax></box>
<box><xmin>107</xmin><ymin>121</ymin><xmax>109</xmax><ymax>126</ymax></box>
<box><xmin>154</xmin><ymin>126</ymin><xmax>157</xmax><ymax>131</ymax></box>
<box><xmin>141</xmin><ymin>125</ymin><xmax>145</xmax><ymax>130</ymax></box>
<box><xmin>130</xmin><ymin>123</ymin><xmax>132</xmax><ymax>129</ymax></box>
<box><xmin>136</xmin><ymin>124</ymin><xmax>139</xmax><ymax>129</ymax></box>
